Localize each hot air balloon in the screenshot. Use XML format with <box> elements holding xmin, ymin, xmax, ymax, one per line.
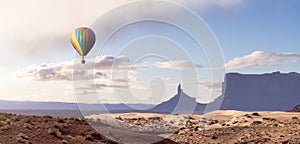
<box><xmin>71</xmin><ymin>27</ymin><xmax>96</xmax><ymax>64</ymax></box>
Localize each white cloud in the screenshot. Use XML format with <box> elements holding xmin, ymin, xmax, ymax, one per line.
<box><xmin>0</xmin><ymin>0</ymin><xmax>242</xmax><ymax>62</ymax></box>
<box><xmin>141</xmin><ymin>60</ymin><xmax>203</xmax><ymax>70</ymax></box>
<box><xmin>94</xmin><ymin>84</ymin><xmax>129</xmax><ymax>89</ymax></box>
<box><xmin>225</xmin><ymin>51</ymin><xmax>300</xmax><ymax>70</ymax></box>
<box><xmin>15</xmin><ymin>55</ymin><xmax>144</xmax><ymax>95</ymax></box>
<box><xmin>192</xmin><ymin>81</ymin><xmax>223</xmax><ymax>92</ymax></box>
<box><xmin>16</xmin><ymin>56</ymin><xmax>201</xmax><ymax>87</ymax></box>
<box><xmin>15</xmin><ymin>55</ymin><xmax>131</xmax><ymax>81</ymax></box>
<box><xmin>17</xmin><ymin>51</ymin><xmax>300</xmax><ymax>82</ymax></box>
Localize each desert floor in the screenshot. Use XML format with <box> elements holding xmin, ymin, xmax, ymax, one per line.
<box><xmin>0</xmin><ymin>111</ymin><xmax>299</xmax><ymax>144</ymax></box>
<box><xmin>168</xmin><ymin>111</ymin><xmax>300</xmax><ymax>144</ymax></box>
<box><xmin>87</xmin><ymin>111</ymin><xmax>300</xmax><ymax>144</ymax></box>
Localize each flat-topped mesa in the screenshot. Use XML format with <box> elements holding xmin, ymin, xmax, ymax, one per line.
<box><xmin>216</xmin><ymin>72</ymin><xmax>300</xmax><ymax>111</ymax></box>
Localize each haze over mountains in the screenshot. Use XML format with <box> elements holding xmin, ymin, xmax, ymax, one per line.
<box><xmin>1</xmin><ymin>72</ymin><xmax>300</xmax><ymax>115</ymax></box>
<box><xmin>0</xmin><ymin>100</ymin><xmax>153</xmax><ymax>111</ymax></box>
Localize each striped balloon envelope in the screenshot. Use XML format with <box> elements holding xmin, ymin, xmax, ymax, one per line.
<box><xmin>70</xmin><ymin>27</ymin><xmax>96</xmax><ymax>64</ymax></box>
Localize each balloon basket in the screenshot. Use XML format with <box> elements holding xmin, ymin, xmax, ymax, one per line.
<box><xmin>81</xmin><ymin>59</ymin><xmax>85</xmax><ymax>64</ymax></box>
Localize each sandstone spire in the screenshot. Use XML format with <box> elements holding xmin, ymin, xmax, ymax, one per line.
<box><xmin>177</xmin><ymin>83</ymin><xmax>182</xmax><ymax>94</ymax></box>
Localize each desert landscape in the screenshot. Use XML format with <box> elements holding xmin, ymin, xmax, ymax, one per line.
<box><xmin>1</xmin><ymin>110</ymin><xmax>299</xmax><ymax>144</ymax></box>
<box><xmin>86</xmin><ymin>111</ymin><xmax>300</xmax><ymax>144</ymax></box>
<box><xmin>1</xmin><ymin>0</ymin><xmax>300</xmax><ymax>143</ymax></box>
<box><xmin>0</xmin><ymin>73</ymin><xmax>300</xmax><ymax>143</ymax></box>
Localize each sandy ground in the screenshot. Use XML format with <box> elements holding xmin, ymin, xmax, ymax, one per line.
<box><xmin>169</xmin><ymin>111</ymin><xmax>300</xmax><ymax>143</ymax></box>
<box><xmin>1</xmin><ymin>111</ymin><xmax>299</xmax><ymax>144</ymax></box>
<box><xmin>87</xmin><ymin>111</ymin><xmax>300</xmax><ymax>144</ymax></box>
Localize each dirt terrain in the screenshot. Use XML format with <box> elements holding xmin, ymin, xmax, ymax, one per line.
<box><xmin>169</xmin><ymin>111</ymin><xmax>300</xmax><ymax>144</ymax></box>
<box><xmin>0</xmin><ymin>113</ymin><xmax>119</xmax><ymax>144</ymax></box>
<box><xmin>88</xmin><ymin>111</ymin><xmax>300</xmax><ymax>144</ymax></box>
<box><xmin>1</xmin><ymin>111</ymin><xmax>300</xmax><ymax>144</ymax></box>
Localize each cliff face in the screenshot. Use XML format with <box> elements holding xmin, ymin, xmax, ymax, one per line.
<box><xmin>218</xmin><ymin>72</ymin><xmax>300</xmax><ymax>111</ymax></box>
<box><xmin>150</xmin><ymin>72</ymin><xmax>300</xmax><ymax>113</ymax></box>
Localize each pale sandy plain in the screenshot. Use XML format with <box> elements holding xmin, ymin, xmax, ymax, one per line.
<box><xmin>86</xmin><ymin>111</ymin><xmax>300</xmax><ymax>144</ymax></box>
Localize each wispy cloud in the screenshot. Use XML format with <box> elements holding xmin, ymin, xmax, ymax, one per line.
<box><xmin>180</xmin><ymin>0</ymin><xmax>242</xmax><ymax>10</ymax></box>
<box><xmin>89</xmin><ymin>84</ymin><xmax>129</xmax><ymax>90</ymax></box>
<box><xmin>141</xmin><ymin>60</ymin><xmax>203</xmax><ymax>70</ymax></box>
<box><xmin>155</xmin><ymin>60</ymin><xmax>203</xmax><ymax>70</ymax></box>
<box><xmin>17</xmin><ymin>51</ymin><xmax>300</xmax><ymax>82</ymax></box>
<box><xmin>0</xmin><ymin>0</ymin><xmax>242</xmax><ymax>59</ymax></box>
<box><xmin>16</xmin><ymin>61</ymin><xmax>79</xmax><ymax>81</ymax></box>
<box><xmin>225</xmin><ymin>51</ymin><xmax>300</xmax><ymax>70</ymax></box>
<box><xmin>15</xmin><ymin>55</ymin><xmax>145</xmax><ymax>95</ymax></box>
<box><xmin>191</xmin><ymin>81</ymin><xmax>223</xmax><ymax>92</ymax></box>
<box><xmin>16</xmin><ymin>55</ymin><xmax>204</xmax><ymax>83</ymax></box>
<box><xmin>15</xmin><ymin>55</ymin><xmax>131</xmax><ymax>81</ymax></box>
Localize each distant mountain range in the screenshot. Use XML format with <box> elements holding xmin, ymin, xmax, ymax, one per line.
<box><xmin>1</xmin><ymin>71</ymin><xmax>300</xmax><ymax>115</ymax></box>
<box><xmin>0</xmin><ymin>100</ymin><xmax>153</xmax><ymax>112</ymax></box>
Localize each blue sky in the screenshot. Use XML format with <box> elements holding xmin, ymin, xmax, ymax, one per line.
<box><xmin>203</xmin><ymin>0</ymin><xmax>300</xmax><ymax>62</ymax></box>
<box><xmin>0</xmin><ymin>0</ymin><xmax>300</xmax><ymax>104</ymax></box>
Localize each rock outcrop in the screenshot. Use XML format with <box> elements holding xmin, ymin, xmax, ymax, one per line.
<box><xmin>288</xmin><ymin>104</ymin><xmax>300</xmax><ymax>112</ymax></box>
<box><xmin>215</xmin><ymin>72</ymin><xmax>300</xmax><ymax>111</ymax></box>
<box><xmin>151</xmin><ymin>84</ymin><xmax>205</xmax><ymax>114</ymax></box>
